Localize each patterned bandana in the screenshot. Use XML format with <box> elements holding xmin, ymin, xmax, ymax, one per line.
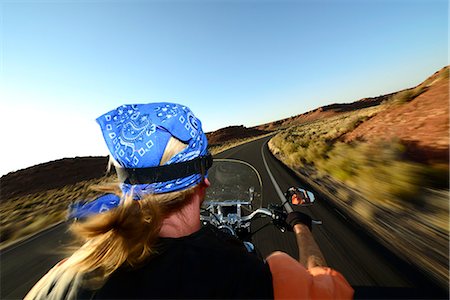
<box><xmin>96</xmin><ymin>103</ymin><xmax>209</xmax><ymax>196</ymax></box>
<box><xmin>68</xmin><ymin>194</ymin><xmax>121</xmax><ymax>220</ymax></box>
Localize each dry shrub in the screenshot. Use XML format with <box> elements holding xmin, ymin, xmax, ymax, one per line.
<box><xmin>352</xmin><ymin>200</ymin><xmax>375</xmax><ymax>221</ymax></box>
<box><xmin>384</xmin><ymin>85</ymin><xmax>428</xmax><ymax>105</ymax></box>
<box><xmin>0</xmin><ymin>176</ymin><xmax>114</xmax><ymax>246</ymax></box>
<box><xmin>322</xmin><ymin>139</ymin><xmax>449</xmax><ymax>211</ymax></box>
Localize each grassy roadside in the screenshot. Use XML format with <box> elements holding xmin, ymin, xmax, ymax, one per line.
<box><xmin>0</xmin><ymin>133</ymin><xmax>273</xmax><ymax>249</ymax></box>
<box><xmin>268</xmin><ymin>108</ymin><xmax>449</xmax><ymax>288</ymax></box>
<box><xmin>0</xmin><ymin>176</ymin><xmax>115</xmax><ymax>249</ymax></box>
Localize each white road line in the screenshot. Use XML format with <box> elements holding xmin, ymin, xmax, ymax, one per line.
<box><xmin>261</xmin><ymin>141</ymin><xmax>293</xmax><ymax>213</ymax></box>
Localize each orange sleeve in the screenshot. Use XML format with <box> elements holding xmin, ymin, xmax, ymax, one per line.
<box><xmin>266</xmin><ymin>251</ymin><xmax>354</xmax><ymax>299</ymax></box>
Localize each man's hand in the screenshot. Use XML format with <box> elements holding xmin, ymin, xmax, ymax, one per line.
<box><xmin>286</xmin><ymin>211</ymin><xmax>312</xmax><ymax>232</ymax></box>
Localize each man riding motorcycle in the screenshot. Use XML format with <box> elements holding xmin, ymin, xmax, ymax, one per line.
<box><xmin>25</xmin><ymin>102</ymin><xmax>353</xmax><ymax>299</ymax></box>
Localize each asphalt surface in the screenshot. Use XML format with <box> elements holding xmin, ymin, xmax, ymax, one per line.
<box><xmin>1</xmin><ymin>136</ymin><xmax>447</xmax><ymax>299</ymax></box>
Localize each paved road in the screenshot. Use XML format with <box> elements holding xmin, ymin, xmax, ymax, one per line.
<box><xmin>1</xmin><ymin>136</ymin><xmax>447</xmax><ymax>299</ymax></box>
<box><xmin>1</xmin><ymin>223</ymin><xmax>72</xmax><ymax>299</ymax></box>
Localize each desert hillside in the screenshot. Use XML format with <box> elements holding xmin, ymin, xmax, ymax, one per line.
<box><xmin>343</xmin><ymin>67</ymin><xmax>449</xmax><ymax>164</ymax></box>
<box><xmin>256</xmin><ymin>92</ymin><xmax>393</xmax><ymax>131</ymax></box>
<box><xmin>206</xmin><ymin>125</ymin><xmax>268</xmax><ymax>146</ymax></box>
<box><xmin>1</xmin><ymin>157</ymin><xmax>108</xmax><ymax>201</ymax></box>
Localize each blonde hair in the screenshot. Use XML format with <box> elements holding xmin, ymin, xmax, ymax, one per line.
<box><xmin>25</xmin><ymin>137</ymin><xmax>195</xmax><ymax>300</ymax></box>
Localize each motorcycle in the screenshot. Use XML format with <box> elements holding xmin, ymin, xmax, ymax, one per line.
<box><xmin>201</xmin><ymin>158</ymin><xmax>320</xmax><ymax>256</ymax></box>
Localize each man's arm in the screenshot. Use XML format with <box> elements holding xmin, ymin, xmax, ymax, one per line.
<box><xmin>286</xmin><ymin>211</ymin><xmax>327</xmax><ymax>268</ymax></box>
<box><xmin>293</xmin><ymin>223</ymin><xmax>327</xmax><ymax>268</ymax></box>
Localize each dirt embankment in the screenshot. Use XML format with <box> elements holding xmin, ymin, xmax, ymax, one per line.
<box><xmin>256</xmin><ymin>94</ymin><xmax>389</xmax><ymax>131</ymax></box>
<box><xmin>0</xmin><ymin>157</ymin><xmax>109</xmax><ymax>201</ymax></box>
<box><xmin>206</xmin><ymin>125</ymin><xmax>269</xmax><ymax>146</ymax></box>
<box><xmin>343</xmin><ymin>74</ymin><xmax>449</xmax><ymax>164</ymax></box>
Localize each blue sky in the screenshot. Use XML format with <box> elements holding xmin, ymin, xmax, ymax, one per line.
<box><xmin>0</xmin><ymin>0</ymin><xmax>448</xmax><ymax>175</ymax></box>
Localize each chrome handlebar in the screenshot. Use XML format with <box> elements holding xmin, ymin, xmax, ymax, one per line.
<box><xmin>200</xmin><ymin>207</ymin><xmax>273</xmax><ymax>223</ymax></box>
<box><xmin>200</xmin><ymin>206</ymin><xmax>322</xmax><ymax>225</ymax></box>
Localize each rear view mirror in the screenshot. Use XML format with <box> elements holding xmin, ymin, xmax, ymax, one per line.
<box><xmin>285</xmin><ymin>187</ymin><xmax>315</xmax><ymax>206</ymax></box>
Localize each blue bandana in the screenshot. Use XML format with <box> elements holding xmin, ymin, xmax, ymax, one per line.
<box><xmin>96</xmin><ymin>103</ymin><xmax>209</xmax><ymax>196</ymax></box>
<box><xmin>68</xmin><ymin>194</ymin><xmax>121</xmax><ymax>220</ymax></box>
